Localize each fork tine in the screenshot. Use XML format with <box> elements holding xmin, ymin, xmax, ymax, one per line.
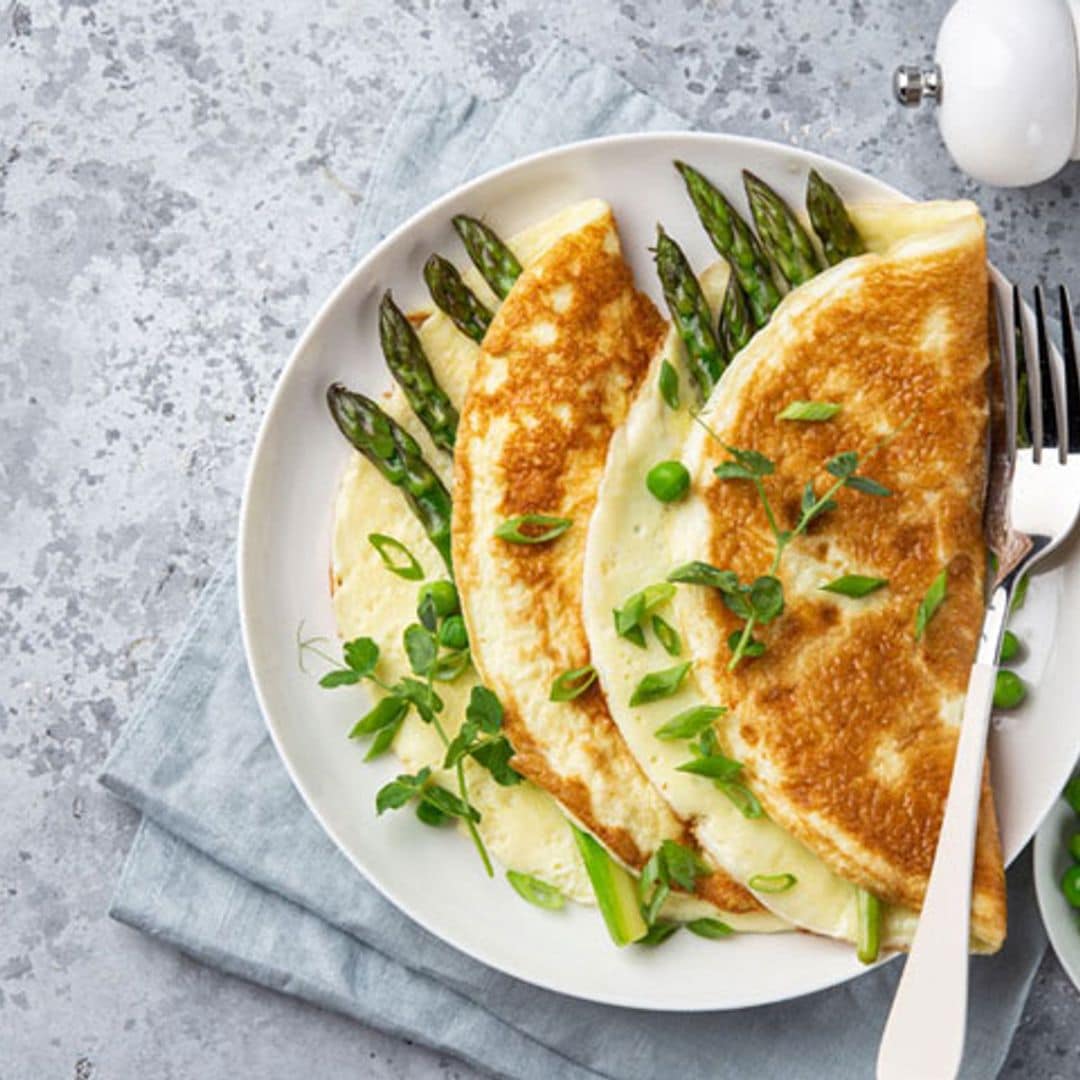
<box><xmin>993</xmin><ymin>282</ymin><xmax>1018</xmax><ymax>466</ymax></box>
<box><xmin>1059</xmin><ymin>284</ymin><xmax>1080</xmax><ymax>454</ymax></box>
<box><xmin>1035</xmin><ymin>285</ymin><xmax>1066</xmax><ymax>463</ymax></box>
<box><xmin>1014</xmin><ymin>284</ymin><xmax>1039</xmax><ymax>455</ymax></box>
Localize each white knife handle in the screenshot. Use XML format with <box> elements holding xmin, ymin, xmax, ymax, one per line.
<box><xmin>875</xmin><ymin>648</ymin><xmax>1001</xmax><ymax>1080</ymax></box>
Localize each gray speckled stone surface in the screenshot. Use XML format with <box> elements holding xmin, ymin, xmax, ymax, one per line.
<box><xmin>2</xmin><ymin>1</ymin><xmax>1078</xmax><ymax>1076</ymax></box>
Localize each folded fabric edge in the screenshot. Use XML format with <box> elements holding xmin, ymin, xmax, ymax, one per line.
<box><xmin>108</xmin><ymin>819</ymin><xmax>607</xmax><ymax>1080</ymax></box>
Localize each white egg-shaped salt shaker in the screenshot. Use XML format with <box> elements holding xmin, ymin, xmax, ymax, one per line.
<box><xmin>895</xmin><ymin>0</ymin><xmax>1080</xmax><ymax>187</ymax></box>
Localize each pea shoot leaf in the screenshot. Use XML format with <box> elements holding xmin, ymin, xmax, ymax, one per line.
<box><xmin>319</xmin><ymin>669</ymin><xmax>362</xmax><ymax>689</ymax></box>
<box><xmin>375</xmin><ymin>768</ymin><xmax>430</xmax><ymax>814</ymax></box>
<box><xmin>342</xmin><ymin>637</ymin><xmax>379</xmax><ymax>676</ymax></box>
<box><xmin>826</xmin><ymin>451</ymin><xmax>859</xmax><ymax>479</ymax></box>
<box><xmin>667</xmin><ymin>562</ymin><xmax>740</xmax><ymax>591</ymax></box>
<box><xmin>749</xmin><ymin>575</ymin><xmax>784</xmax><ymax>623</ymax></box>
<box><xmin>466</xmin><ymin>685</ymin><xmax>504</xmax><ymax>733</ymax></box>
<box><xmin>403</xmin><ymin>624</ymin><xmax>437</xmax><ymax>676</ymax></box>
<box><xmin>723</xmin><ymin>445</ymin><xmax>776</xmax><ymax>477</ymax></box>
<box><xmin>845</xmin><ymin>474</ymin><xmax>891</xmax><ymax>497</ymax></box>
<box><xmin>391</xmin><ymin>677</ymin><xmax>443</xmax><ymax>723</ymax></box>
<box><xmin>727</xmin><ymin>629</ymin><xmax>766</xmax><ymax>658</ymax></box>
<box><xmin>349</xmin><ymin>695</ymin><xmax>408</xmax><ymax>739</ymax></box>
<box><xmin>471</xmin><ymin>737</ymin><xmax>521</xmax><ymax>786</ymax></box>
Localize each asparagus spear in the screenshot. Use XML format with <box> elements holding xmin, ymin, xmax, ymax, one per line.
<box><xmin>806</xmin><ymin>169</ymin><xmax>866</xmax><ymax>266</ymax></box>
<box><xmin>451</xmin><ymin>215</ymin><xmax>522</xmax><ymax>300</ymax></box>
<box><xmin>423</xmin><ymin>254</ymin><xmax>493</xmax><ymax>343</ymax></box>
<box><xmin>743</xmin><ymin>169</ymin><xmax>822</xmax><ymax>287</ymax></box>
<box><xmin>718</xmin><ymin>271</ymin><xmax>753</xmax><ymax>359</ymax></box>
<box><xmin>675</xmin><ymin>160</ymin><xmax>781</xmax><ymax>327</ymax></box>
<box><xmin>654</xmin><ymin>226</ymin><xmax>727</xmax><ymax>402</ymax></box>
<box><xmin>326</xmin><ymin>384</ymin><xmax>453</xmax><ymax>572</ymax></box>
<box><xmin>378</xmin><ymin>291</ymin><xmax>458</xmax><ymax>454</ymax></box>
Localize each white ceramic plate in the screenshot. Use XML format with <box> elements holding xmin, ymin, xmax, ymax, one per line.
<box><xmin>238</xmin><ymin>132</ymin><xmax>1080</xmax><ymax>1010</ymax></box>
<box><xmin>1034</xmin><ymin>780</ymin><xmax>1080</xmax><ymax>993</ymax></box>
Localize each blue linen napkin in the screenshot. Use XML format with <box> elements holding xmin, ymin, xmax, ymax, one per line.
<box><xmin>101</xmin><ymin>42</ymin><xmax>1046</xmax><ymax>1080</ymax></box>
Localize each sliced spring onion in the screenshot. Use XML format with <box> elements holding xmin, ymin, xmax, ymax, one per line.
<box><xmin>550</xmin><ymin>665</ymin><xmax>597</xmax><ymax>702</ymax></box>
<box><xmin>629</xmin><ymin>662</ymin><xmax>691</xmax><ymax>707</ymax></box>
<box><xmin>676</xmin><ymin>753</ymin><xmax>744</xmax><ymax>782</ymax></box>
<box><xmin>637</xmin><ymin>849</ymin><xmax>670</xmax><ymax>925</ymax></box>
<box><xmin>613</xmin><ymin>582</ymin><xmax>676</xmax><ymax>641</ymax></box>
<box><xmin>654</xmin><ymin>704</ymin><xmax>726</xmax><ymax>741</ymax></box>
<box><xmin>856</xmin><ymin>886</ymin><xmax>881</xmax><ymax>964</ymax></box>
<box><xmin>658</xmin><ymin>839</ymin><xmax>709</xmax><ymax>891</ymax></box>
<box><xmin>495</xmin><ymin>513</ymin><xmax>572</xmax><ymax>544</ymax></box>
<box><xmin>636</xmin><ymin>921</ymin><xmax>681</xmax><ymax>946</ymax></box>
<box><xmin>659</xmin><ymin>359</ymin><xmax>680</xmax><ymax>410</ymax></box>
<box><xmin>506</xmin><ymin>870</ymin><xmax>566</xmax><ymax>911</ymax></box>
<box><xmin>820</xmin><ymin>574</ymin><xmax>889</xmax><ymax>598</ymax></box>
<box><xmin>718</xmin><ymin>781</ymin><xmax>764</xmax><ymax>819</ymax></box>
<box><xmin>777</xmin><ymin>400</ymin><xmax>841</xmax><ymax>422</ymax></box>
<box><xmin>915</xmin><ymin>566</ymin><xmax>949</xmax><ymax>641</ymax></box>
<box><xmin>1010</xmin><ymin>573</ymin><xmax>1030</xmax><ymax>613</ymax></box>
<box><xmin>652</xmin><ymin>615</ymin><xmax>682</xmax><ymax>656</ymax></box>
<box><xmin>686</xmin><ymin>917</ymin><xmax>734</xmax><ymax>939</ymax></box>
<box><xmin>749</xmin><ymin>872</ymin><xmax>797</xmax><ymax>893</ymax></box>
<box><xmin>368</xmin><ymin>533</ymin><xmax>424</xmax><ymax>580</ymax></box>
<box><xmin>569</xmin><ymin>824</ymin><xmax>648</xmax><ymax>946</ymax></box>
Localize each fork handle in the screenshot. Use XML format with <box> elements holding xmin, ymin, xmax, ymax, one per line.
<box><xmin>876</xmin><ymin>591</ymin><xmax>1009</xmax><ymax>1080</ymax></box>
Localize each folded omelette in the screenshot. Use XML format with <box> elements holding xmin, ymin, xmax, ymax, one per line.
<box><xmin>450</xmin><ymin>198</ymin><xmax>765</xmax><ymax>916</ymax></box>
<box><xmin>585</xmin><ymin>198</ymin><xmax>1005</xmax><ymax>951</ymax></box>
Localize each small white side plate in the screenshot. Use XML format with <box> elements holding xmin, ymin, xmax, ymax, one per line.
<box><xmin>1034</xmin><ymin>784</ymin><xmax>1080</xmax><ymax>992</ymax></box>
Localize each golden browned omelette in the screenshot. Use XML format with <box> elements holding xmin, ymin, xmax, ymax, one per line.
<box><xmin>671</xmin><ymin>200</ymin><xmax>1005</xmax><ymax>948</ymax></box>
<box><xmin>452</xmin><ymin>202</ymin><xmax>759</xmax><ymax>913</ymax></box>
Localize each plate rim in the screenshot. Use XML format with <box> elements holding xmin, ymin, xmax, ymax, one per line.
<box><xmin>1034</xmin><ymin>789</ymin><xmax>1080</xmax><ymax>993</ymax></box>
<box><xmin>237</xmin><ymin>129</ymin><xmax>1070</xmax><ymax>1010</ymax></box>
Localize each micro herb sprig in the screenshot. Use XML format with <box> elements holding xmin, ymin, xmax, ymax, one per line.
<box><xmin>637</xmin><ymin>839</ymin><xmax>711</xmax><ymax>943</ymax></box>
<box><xmin>305</xmin><ymin>584</ymin><xmax>520</xmax><ymax>877</ymax></box>
<box><xmin>678</xmin><ymin>723</ymin><xmax>762</xmax><ymax>819</ymax></box>
<box><xmin>675</xmin><ymin>415</ymin><xmax>893</xmax><ymax>670</ymax></box>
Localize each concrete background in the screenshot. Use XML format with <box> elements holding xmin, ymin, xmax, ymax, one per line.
<box><xmin>2</xmin><ymin>1</ymin><xmax>1079</xmax><ymax>1076</ymax></box>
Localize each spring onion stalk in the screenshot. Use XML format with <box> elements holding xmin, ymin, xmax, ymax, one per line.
<box><xmin>570</xmin><ymin>824</ymin><xmax>648</xmax><ymax>946</ymax></box>
<box><xmin>856</xmin><ymin>887</ymin><xmax>881</xmax><ymax>964</ymax></box>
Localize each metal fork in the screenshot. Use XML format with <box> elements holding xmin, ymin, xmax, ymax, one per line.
<box><xmin>877</xmin><ymin>283</ymin><xmax>1080</xmax><ymax>1080</ymax></box>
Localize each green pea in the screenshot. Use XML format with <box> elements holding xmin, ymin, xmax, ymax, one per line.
<box><xmin>1067</xmin><ymin>832</ymin><xmax>1080</xmax><ymax>863</ymax></box>
<box><xmin>992</xmin><ymin>669</ymin><xmax>1026</xmax><ymax>710</ymax></box>
<box><xmin>999</xmin><ymin>630</ymin><xmax>1020</xmax><ymax>663</ymax></box>
<box><xmin>646</xmin><ymin>460</ymin><xmax>691</xmax><ymax>503</ymax></box>
<box><xmin>1065</xmin><ymin>777</ymin><xmax>1080</xmax><ymax>815</ymax></box>
<box><xmin>438</xmin><ymin>614</ymin><xmax>469</xmax><ymax>650</ymax></box>
<box><xmin>419</xmin><ymin>580</ymin><xmax>459</xmax><ymax>619</ymax></box>
<box><xmin>1062</xmin><ymin>864</ymin><xmax>1080</xmax><ymax>909</ymax></box>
